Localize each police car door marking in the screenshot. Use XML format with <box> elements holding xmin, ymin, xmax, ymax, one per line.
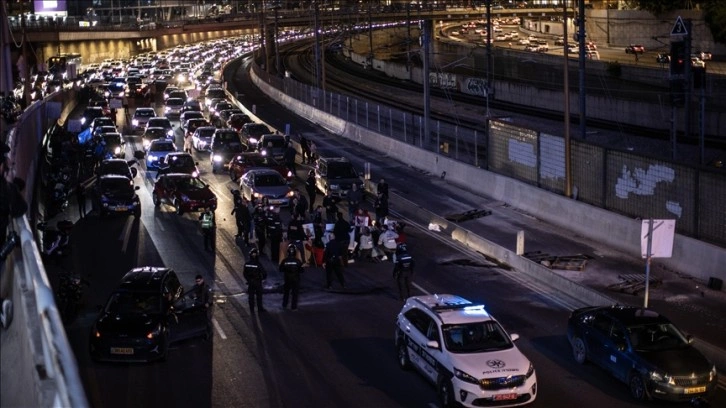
<box><xmin>405</xmin><ymin>333</ymin><xmax>440</xmax><ymax>382</ymax></box>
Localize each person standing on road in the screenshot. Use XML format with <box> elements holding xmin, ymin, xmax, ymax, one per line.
<box><xmin>299</xmin><ymin>134</ymin><xmax>311</xmax><ymax>164</ymax></box>
<box><xmin>392</xmin><ymin>243</ymin><xmax>414</xmax><ymax>300</ymax></box>
<box><xmin>190</xmin><ymin>274</ymin><xmax>213</xmax><ymax>309</ymax></box>
<box><xmin>322</xmin><ymin>191</ymin><xmax>338</xmax><ymax>223</ymax></box>
<box><xmin>323</xmin><ymin>232</ymin><xmax>345</xmax><ymax>289</ymax></box>
<box><xmin>377</xmin><ymin>178</ymin><xmax>389</xmax><ymax>198</ymax></box>
<box><xmin>243</xmin><ymin>248</ymin><xmax>267</xmax><ymax>313</ymax></box>
<box><xmin>346</xmin><ymin>183</ymin><xmax>363</xmax><ymax>222</ymax></box>
<box><xmin>183</xmin><ymin>132</ymin><xmax>193</xmax><ymax>154</ymax></box>
<box><xmin>253</xmin><ymin>203</ymin><xmax>267</xmax><ymax>254</ymax></box>
<box><xmin>305</xmin><ymin>170</ymin><xmax>317</xmax><ymax>213</ymax></box>
<box><xmin>231</xmin><ymin>192</ymin><xmax>251</xmax><ymax>244</ymax></box>
<box><xmin>373</xmin><ymin>190</ymin><xmax>388</xmax><ymax>225</ymax></box>
<box><xmin>283</xmin><ymin>142</ymin><xmax>297</xmax><ymax>176</ymax></box>
<box><xmin>76</xmin><ymin>181</ymin><xmax>87</xmax><ymax>219</ymax></box>
<box><xmin>333</xmin><ymin>211</ymin><xmax>352</xmax><ymax>263</ymax></box>
<box><xmin>199</xmin><ymin>207</ymin><xmax>216</xmax><ymax>252</ymax></box>
<box><xmin>266</xmin><ymin>207</ymin><xmax>284</xmax><ymax>263</ymax></box>
<box><xmin>280</xmin><ymin>244</ymin><xmax>304</xmax><ymax>310</ymax></box>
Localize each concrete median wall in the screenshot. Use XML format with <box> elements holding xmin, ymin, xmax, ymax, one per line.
<box><xmin>250</xmin><ymin>66</ymin><xmax>726</xmax><ymax>285</ymax></box>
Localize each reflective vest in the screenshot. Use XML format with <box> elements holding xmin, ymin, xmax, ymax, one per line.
<box><xmin>201</xmin><ymin>212</ymin><xmax>213</xmax><ymax>229</ymax></box>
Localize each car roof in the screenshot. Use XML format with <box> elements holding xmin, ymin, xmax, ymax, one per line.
<box><xmin>583</xmin><ymin>305</ymin><xmax>671</xmax><ymax>326</ymax></box>
<box><xmin>119</xmin><ymin>266</ymin><xmax>174</xmax><ymax>292</ymax></box>
<box><xmin>247</xmin><ymin>168</ymin><xmax>280</xmax><ymax>175</ymax></box>
<box><xmin>99</xmin><ymin>174</ymin><xmax>131</xmax><ymax>182</ymax></box>
<box><xmin>407</xmin><ymin>294</ymin><xmax>494</xmax><ymax>325</ymax></box>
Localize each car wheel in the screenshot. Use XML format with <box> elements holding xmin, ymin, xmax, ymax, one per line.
<box><xmin>152</xmin><ymin>192</ymin><xmax>160</xmax><ymax>207</ymax></box>
<box><xmin>438</xmin><ymin>378</ymin><xmax>455</xmax><ymax>408</ymax></box>
<box><xmin>571</xmin><ymin>336</ymin><xmax>587</xmax><ymax>364</ymax></box>
<box><xmin>628</xmin><ymin>372</ymin><xmax>649</xmax><ymax>401</ymax></box>
<box><xmin>397</xmin><ymin>339</ymin><xmax>411</xmax><ymax>371</ymax></box>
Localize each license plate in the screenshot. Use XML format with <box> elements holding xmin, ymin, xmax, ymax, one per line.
<box><xmin>115</xmin><ymin>206</ymin><xmax>127</xmax><ymax>212</ymax></box>
<box><xmin>269</xmin><ymin>199</ymin><xmax>285</xmax><ymax>205</ymax></box>
<box><xmin>684</xmin><ymin>386</ymin><xmax>706</xmax><ymax>394</ymax></box>
<box><xmin>493</xmin><ymin>393</ymin><xmax>518</xmax><ymax>401</ymax></box>
<box><xmin>110</xmin><ymin>347</ymin><xmax>134</xmax><ymax>355</ymax></box>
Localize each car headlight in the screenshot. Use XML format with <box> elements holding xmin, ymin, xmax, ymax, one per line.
<box><xmin>146</xmin><ymin>323</ymin><xmax>162</xmax><ymax>340</ymax></box>
<box><xmin>330</xmin><ymin>184</ymin><xmax>340</xmax><ymax>190</ymax></box>
<box><xmin>260</xmin><ymin>150</ymin><xmax>267</xmax><ymax>156</ymax></box>
<box><xmin>710</xmin><ymin>365</ymin><xmax>717</xmax><ymax>381</ymax></box>
<box><xmin>81</xmin><ymin>117</ymin><xmax>87</xmax><ymax>125</ymax></box>
<box><xmin>114</xmin><ymin>146</ymin><xmax>121</xmax><ymax>155</ymax></box>
<box><xmin>248</xmin><ymin>137</ymin><xmax>257</xmax><ymax>145</ymax></box>
<box><xmin>454</xmin><ymin>367</ymin><xmax>479</xmax><ymax>384</ymax></box>
<box><xmin>148</xmin><ymin>154</ymin><xmax>158</xmax><ymax>161</ymax></box>
<box><xmin>286</xmin><ymin>190</ymin><xmax>295</xmax><ymax>198</ymax></box>
<box><xmin>253</xmin><ymin>192</ymin><xmax>262</xmax><ymax>198</ymax></box>
<box><xmin>213</xmin><ymin>155</ymin><xmax>223</xmax><ymax>162</ymax></box>
<box><xmin>104</xmin><ymin>91</ymin><xmax>110</xmax><ymax>97</ymax></box>
<box><xmin>191</xmin><ymin>170</ymin><xmax>199</xmax><ymax>178</ymax></box>
<box><xmin>164</xmin><ymin>107</ymin><xmax>170</xmax><ymax>112</ymax></box>
<box><xmin>649</xmin><ymin>370</ymin><xmax>674</xmax><ymax>385</ymax></box>
<box><xmin>93</xmin><ymin>327</ymin><xmax>101</xmax><ymax>338</ymax></box>
<box><xmin>143</xmin><ymin>139</ymin><xmax>150</xmax><ymax>148</ymax></box>
<box><xmin>132</xmin><ymin>119</ymin><xmax>139</xmax><ymax>126</ymax></box>
<box><xmin>167</xmin><ymin>129</ymin><xmax>174</xmax><ymax>137</ymax></box>
<box><xmin>526</xmin><ymin>362</ymin><xmax>535</xmax><ymax>378</ymax></box>
<box><xmin>286</xmin><ymin>171</ymin><xmax>292</xmax><ymax>178</ymax></box>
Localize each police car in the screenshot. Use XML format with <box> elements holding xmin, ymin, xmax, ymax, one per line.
<box><xmin>394</xmin><ymin>294</ymin><xmax>537</xmax><ymax>407</ymax></box>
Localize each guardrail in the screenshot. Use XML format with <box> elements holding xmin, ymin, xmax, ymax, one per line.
<box><xmin>1</xmin><ymin>90</ymin><xmax>88</xmax><ymax>408</ymax></box>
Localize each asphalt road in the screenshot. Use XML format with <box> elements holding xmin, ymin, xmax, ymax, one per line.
<box><xmin>52</xmin><ymin>55</ymin><xmax>725</xmax><ymax>408</ymax></box>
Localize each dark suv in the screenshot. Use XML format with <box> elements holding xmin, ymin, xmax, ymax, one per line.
<box><xmin>210</xmin><ymin>128</ymin><xmax>246</xmax><ymax>173</ymax></box>
<box><xmin>314</xmin><ymin>156</ymin><xmax>363</xmax><ymax>198</ymax></box>
<box><xmin>89</xmin><ymin>267</ymin><xmax>210</xmax><ymax>362</ymax></box>
<box><xmin>240</xmin><ymin>123</ymin><xmax>271</xmax><ymax>149</ymax></box>
<box><xmin>93</xmin><ymin>175</ymin><xmax>142</xmax><ymax>218</ymax></box>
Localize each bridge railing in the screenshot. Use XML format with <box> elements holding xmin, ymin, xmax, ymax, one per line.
<box><xmin>1</xmin><ymin>90</ymin><xmax>88</xmax><ymax>408</ymax></box>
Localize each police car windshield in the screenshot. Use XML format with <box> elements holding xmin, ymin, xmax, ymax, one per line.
<box><xmin>442</xmin><ymin>321</ymin><xmax>513</xmax><ymax>353</ymax></box>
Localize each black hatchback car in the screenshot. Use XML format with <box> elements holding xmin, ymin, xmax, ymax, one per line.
<box><xmin>89</xmin><ymin>267</ymin><xmax>210</xmax><ymax>362</ymax></box>
<box><xmin>94</xmin><ymin>175</ymin><xmax>141</xmax><ymax>218</ymax></box>
<box><xmin>210</xmin><ymin>129</ymin><xmax>246</xmax><ymax>173</ymax></box>
<box><xmin>567</xmin><ymin>305</ymin><xmax>717</xmax><ymax>402</ymax></box>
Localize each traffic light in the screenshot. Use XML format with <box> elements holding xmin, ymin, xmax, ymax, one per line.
<box><xmin>670</xmin><ymin>41</ymin><xmax>685</xmax><ymax>76</ymax></box>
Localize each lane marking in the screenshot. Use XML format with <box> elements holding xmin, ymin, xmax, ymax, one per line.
<box><xmin>212</xmin><ymin>317</ymin><xmax>227</xmax><ymax>340</ymax></box>
<box><xmin>120</xmin><ymin>216</ymin><xmax>134</xmax><ymax>253</ymax></box>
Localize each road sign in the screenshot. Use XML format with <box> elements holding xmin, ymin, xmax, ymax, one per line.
<box><xmin>671</xmin><ymin>16</ymin><xmax>688</xmax><ymax>36</ymax></box>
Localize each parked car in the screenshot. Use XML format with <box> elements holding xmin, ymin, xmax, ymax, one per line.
<box><xmin>210</xmin><ymin>128</ymin><xmax>246</xmax><ymax>173</ymax></box>
<box><xmin>239</xmin><ymin>168</ymin><xmax>294</xmax><ymax>207</ymax></box>
<box><xmin>89</xmin><ymin>267</ymin><xmax>209</xmax><ymax>362</ymax></box>
<box><xmin>131</xmin><ymin>107</ymin><xmax>156</xmax><ymax>132</ymax></box>
<box><xmin>256</xmin><ymin>134</ymin><xmax>287</xmax><ymax>161</ymax></box>
<box><xmin>146</xmin><ymin>117</ymin><xmax>174</xmax><ymax>138</ymax></box>
<box><xmin>567</xmin><ymin>305</ymin><xmax>717</xmax><ymax>402</ymax></box>
<box><xmin>625</xmin><ymin>44</ymin><xmax>645</xmax><ymax>54</ymax></box>
<box><xmin>163</xmin><ymin>97</ymin><xmax>184</xmax><ymax>117</ymax></box>
<box><xmin>93</xmin><ymin>175</ymin><xmax>141</xmax><ymax>218</ymax></box>
<box><xmin>656</xmin><ymin>53</ymin><xmax>671</xmax><ymax>63</ymax></box>
<box><xmin>145</xmin><ymin>139</ymin><xmax>177</xmax><ymax>169</ymax></box>
<box><xmin>156</xmin><ymin>152</ymin><xmax>199</xmax><ymax>178</ymax></box>
<box><xmin>99</xmin><ymin>132</ymin><xmax>125</xmax><ymax>158</ymax></box>
<box><xmin>395</xmin><ymin>294</ymin><xmax>537</xmax><ymax>407</ymax></box>
<box><xmin>96</xmin><ymin>158</ymin><xmax>138</xmax><ymax>180</ymax></box>
<box><xmin>314</xmin><ymin>156</ymin><xmax>363</xmax><ymax>198</ymax></box>
<box><xmin>228</xmin><ymin>152</ymin><xmax>292</xmax><ymax>182</ymax></box>
<box><xmin>192</xmin><ymin>126</ymin><xmax>216</xmax><ymax>152</ymax></box>
<box><xmin>152</xmin><ymin>173</ymin><xmax>217</xmax><ymax>214</ymax></box>
<box><xmin>227</xmin><ymin>113</ymin><xmax>252</xmax><ymax>132</ymax></box>
<box><xmin>240</xmin><ymin>123</ymin><xmax>271</xmax><ymax>148</ymax></box>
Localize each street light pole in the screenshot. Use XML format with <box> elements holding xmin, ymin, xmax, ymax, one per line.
<box><xmin>563</xmin><ymin>0</ymin><xmax>572</xmax><ymax>198</ymax></box>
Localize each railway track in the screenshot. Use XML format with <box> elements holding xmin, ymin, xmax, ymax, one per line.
<box><xmin>280</xmin><ymin>39</ymin><xmax>726</xmax><ymax>156</ymax></box>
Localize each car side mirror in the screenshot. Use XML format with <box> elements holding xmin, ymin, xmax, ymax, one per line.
<box><xmin>426</xmin><ymin>340</ymin><xmax>440</xmax><ymax>350</ymax></box>
<box><xmin>130</xmin><ymin>167</ymin><xmax>138</xmax><ymax>178</ymax></box>
<box><xmin>509</xmin><ymin>333</ymin><xmax>520</xmax><ymax>342</ymax></box>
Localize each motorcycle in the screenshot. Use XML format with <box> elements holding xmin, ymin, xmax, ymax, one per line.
<box><xmin>37</xmin><ymin>220</ymin><xmax>74</xmax><ymax>263</ymax></box>
<box><xmin>57</xmin><ymin>271</ymin><xmax>89</xmax><ymax>324</ymax></box>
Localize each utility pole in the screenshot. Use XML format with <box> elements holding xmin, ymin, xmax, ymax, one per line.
<box><xmin>422</xmin><ymin>19</ymin><xmax>431</xmax><ymax>149</ymax></box>
<box><xmin>578</xmin><ymin>0</ymin><xmax>586</xmax><ymax>140</ymax></box>
<box><xmin>563</xmin><ymin>0</ymin><xmax>572</xmax><ymax>198</ymax></box>
<box><xmin>367</xmin><ymin>2</ymin><xmax>373</xmax><ymax>68</ymax></box>
<box><xmin>313</xmin><ymin>1</ymin><xmax>321</xmax><ymax>89</ymax></box>
<box><xmin>274</xmin><ymin>6</ymin><xmax>281</xmax><ymax>76</ymax></box>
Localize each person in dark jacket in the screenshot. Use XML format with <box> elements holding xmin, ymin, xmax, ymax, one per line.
<box><xmin>305</xmin><ymin>170</ymin><xmax>317</xmax><ymax>213</ymax></box>
<box><xmin>287</xmin><ymin>213</ymin><xmax>306</xmax><ymax>257</ymax></box>
<box><xmin>299</xmin><ymin>135</ymin><xmax>311</xmax><ymax>164</ymax></box>
<box><xmin>333</xmin><ymin>211</ymin><xmax>351</xmax><ymax>262</ymax></box>
<box><xmin>283</xmin><ymin>142</ymin><xmax>297</xmax><ymax>176</ymax></box>
<box><xmin>322</xmin><ymin>191</ymin><xmax>338</xmax><ymax>223</ymax></box>
<box><xmin>231</xmin><ymin>192</ymin><xmax>251</xmax><ymax>244</ymax></box>
<box><xmin>265</xmin><ymin>208</ymin><xmax>283</xmax><ymax>263</ymax></box>
<box><xmin>373</xmin><ymin>191</ymin><xmax>389</xmax><ymax>225</ymax></box>
<box><xmin>253</xmin><ymin>203</ymin><xmax>267</xmax><ymax>254</ymax></box>
<box><xmin>280</xmin><ymin>244</ymin><xmax>304</xmax><ymax>310</ymax></box>
<box><xmin>243</xmin><ymin>248</ymin><xmax>267</xmax><ymax>312</ymax></box>
<box><xmin>323</xmin><ymin>232</ymin><xmax>345</xmax><ymax>289</ymax></box>
<box><xmin>393</xmin><ymin>243</ymin><xmax>415</xmax><ymax>300</ymax></box>
<box><xmin>377</xmin><ymin>178</ymin><xmax>389</xmax><ymax>197</ymax></box>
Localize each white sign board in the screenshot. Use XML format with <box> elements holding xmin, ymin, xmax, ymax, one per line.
<box><xmin>641</xmin><ymin>219</ymin><xmax>676</xmax><ymax>258</ymax></box>
<box><xmin>671</xmin><ymin>16</ymin><xmax>688</xmax><ymax>36</ymax></box>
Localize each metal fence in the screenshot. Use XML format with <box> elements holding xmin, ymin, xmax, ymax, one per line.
<box><xmin>254</xmin><ymin>65</ymin><xmax>726</xmax><ymax>248</ymax></box>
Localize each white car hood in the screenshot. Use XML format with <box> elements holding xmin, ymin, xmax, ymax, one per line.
<box><xmin>449</xmin><ymin>347</ymin><xmax>530</xmax><ymax>379</ymax></box>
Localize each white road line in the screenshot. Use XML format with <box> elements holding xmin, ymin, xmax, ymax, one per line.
<box><xmin>212</xmin><ymin>317</ymin><xmax>227</xmax><ymax>340</ymax></box>
<box><xmin>413</xmin><ymin>282</ymin><xmax>430</xmax><ymax>295</ymax></box>
<box><xmin>120</xmin><ymin>216</ymin><xmax>134</xmax><ymax>253</ymax></box>
<box><xmin>154</xmin><ymin>217</ymin><xmax>166</xmax><ymax>232</ymax></box>
<box><xmin>208</xmin><ymin>184</ymin><xmax>232</xmax><ymax>204</ymax></box>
